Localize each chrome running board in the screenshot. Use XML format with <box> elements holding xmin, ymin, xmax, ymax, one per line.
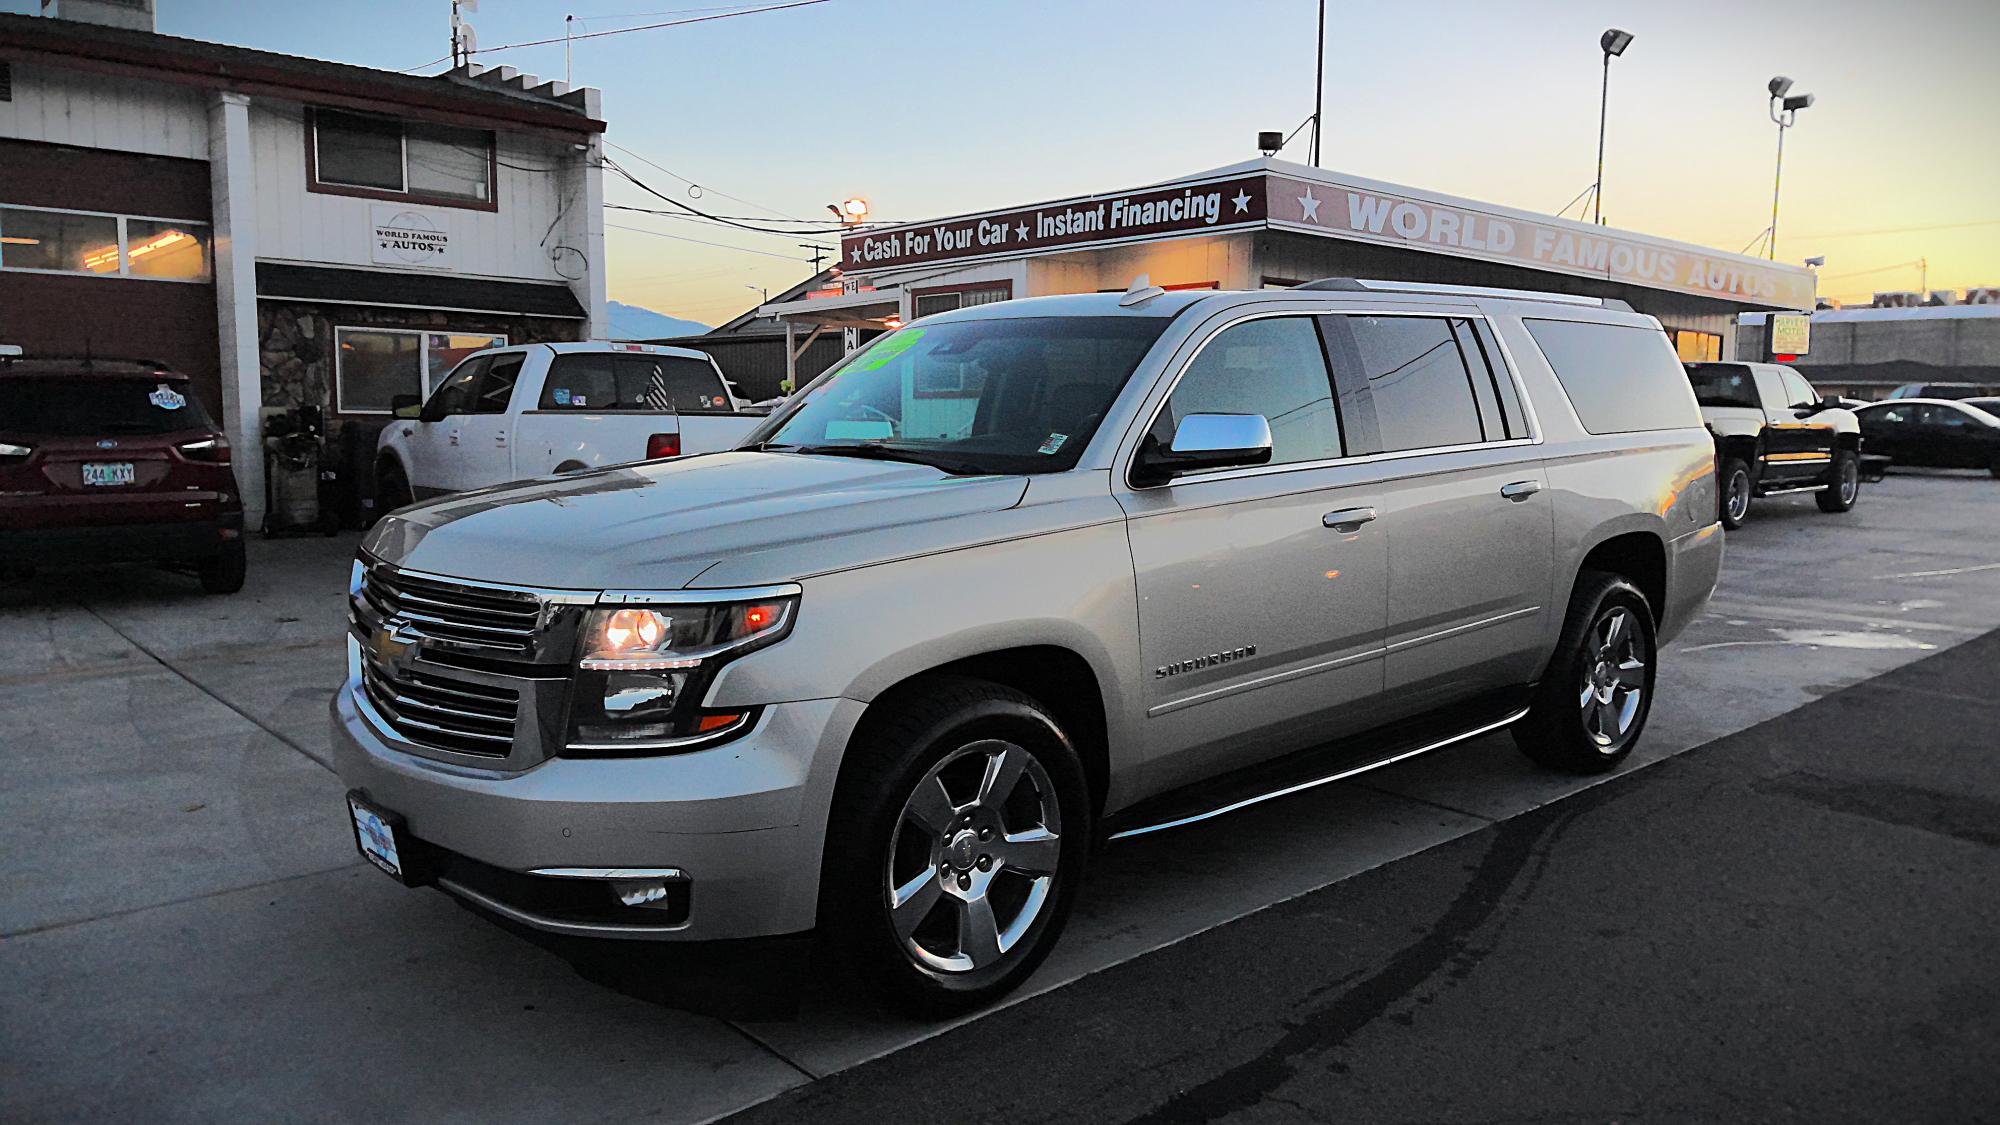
<box><xmin>1107</xmin><ymin>707</ymin><xmax>1531</xmax><ymax>841</ymax></box>
<box><xmin>1757</xmin><ymin>483</ymin><xmax>1830</xmax><ymax>497</ymax></box>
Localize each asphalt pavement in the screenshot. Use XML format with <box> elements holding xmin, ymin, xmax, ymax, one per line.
<box><xmin>722</xmin><ymin>625</ymin><xmax>2000</xmax><ymax>1125</ymax></box>
<box><xmin>3</xmin><ymin>470</ymin><xmax>1998</xmax><ymax>1123</ymax></box>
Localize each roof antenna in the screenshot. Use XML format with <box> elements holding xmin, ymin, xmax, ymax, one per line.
<box><xmin>1120</xmin><ymin>274</ymin><xmax>1167</xmax><ymax>308</ymax></box>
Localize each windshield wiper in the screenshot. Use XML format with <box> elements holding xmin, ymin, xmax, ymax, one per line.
<box><xmin>784</xmin><ymin>442</ymin><xmax>990</xmax><ymax>476</ymax></box>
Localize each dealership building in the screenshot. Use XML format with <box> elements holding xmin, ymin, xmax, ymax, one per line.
<box><xmin>0</xmin><ymin>2</ymin><xmax>607</xmax><ymax>523</ymax></box>
<box><xmin>759</xmin><ymin>157</ymin><xmax>1815</xmax><ymax>381</ymax></box>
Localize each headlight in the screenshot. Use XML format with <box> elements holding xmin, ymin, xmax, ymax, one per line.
<box><xmin>564</xmin><ymin>591</ymin><xmax>797</xmax><ymax>755</ymax></box>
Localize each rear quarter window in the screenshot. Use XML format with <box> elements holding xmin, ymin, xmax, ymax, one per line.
<box><xmin>539</xmin><ymin>353</ymin><xmax>733</xmax><ymax>412</ymax></box>
<box><xmin>1525</xmin><ymin>319</ymin><xmax>1702</xmax><ymax>435</ymax></box>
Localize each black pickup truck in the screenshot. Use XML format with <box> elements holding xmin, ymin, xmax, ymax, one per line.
<box><xmin>1684</xmin><ymin>361</ymin><xmax>1863</xmax><ymax>529</ymax></box>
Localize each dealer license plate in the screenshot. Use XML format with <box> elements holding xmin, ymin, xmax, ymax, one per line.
<box><xmin>347</xmin><ymin>793</ymin><xmax>405</xmax><ymax>880</ymax></box>
<box><xmin>82</xmin><ymin>462</ymin><xmax>135</xmax><ymax>487</ymax></box>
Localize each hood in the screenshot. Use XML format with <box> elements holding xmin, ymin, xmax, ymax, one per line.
<box><xmin>362</xmin><ymin>451</ymin><xmax>1030</xmax><ymax>591</ymax></box>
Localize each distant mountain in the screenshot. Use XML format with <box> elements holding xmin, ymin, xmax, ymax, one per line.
<box><xmin>606</xmin><ymin>301</ymin><xmax>709</xmax><ymax>341</ymax></box>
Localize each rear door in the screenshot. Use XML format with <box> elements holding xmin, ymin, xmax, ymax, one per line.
<box><xmin>1328</xmin><ymin>312</ymin><xmax>1552</xmax><ymax>709</ymax></box>
<box><xmin>1857</xmin><ymin>404</ymin><xmax>1918</xmax><ymax>464</ymax></box>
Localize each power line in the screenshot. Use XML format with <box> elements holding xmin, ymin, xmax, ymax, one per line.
<box><xmin>607</xmin><ymin>203</ymin><xmax>840</xmax><ymax>239</ymax></box>
<box><xmin>604</xmin><ymin>140</ymin><xmax>809</xmax><ymax>222</ymax></box>
<box><xmin>604</xmin><ymin>156</ymin><xmax>859</xmax><ymax>235</ymax></box>
<box><xmin>606</xmin><ymin>221</ymin><xmax>820</xmax><ymax>262</ymax></box>
<box><xmin>1789</xmin><ymin>218</ymin><xmax>2000</xmax><ymax>240</ymax></box>
<box><xmin>467</xmin><ymin>0</ymin><xmax>831</xmax><ymax>55</ymax></box>
<box><xmin>1820</xmin><ymin>259</ymin><xmax>1924</xmax><ymax>282</ymax></box>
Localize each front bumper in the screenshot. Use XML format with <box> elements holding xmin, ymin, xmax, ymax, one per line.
<box><xmin>330</xmin><ymin>679</ymin><xmax>863</xmax><ymax>942</ymax></box>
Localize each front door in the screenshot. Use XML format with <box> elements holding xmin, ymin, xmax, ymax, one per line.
<box><xmin>1118</xmin><ymin>314</ymin><xmax>1388</xmax><ymax>796</ymax></box>
<box><xmin>405</xmin><ymin>355</ymin><xmax>488</xmax><ymax>498</ymax></box>
<box><xmin>1755</xmin><ymin>367</ymin><xmax>1835</xmax><ymax>483</ymax></box>
<box><xmin>442</xmin><ymin>352</ymin><xmax>526</xmax><ymax>490</ymax></box>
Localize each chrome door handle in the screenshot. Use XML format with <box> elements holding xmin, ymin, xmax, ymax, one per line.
<box><xmin>1323</xmin><ymin>506</ymin><xmax>1377</xmax><ymax>530</ymax></box>
<box><xmin>1499</xmin><ymin>480</ymin><xmax>1542</xmax><ymax>501</ymax></box>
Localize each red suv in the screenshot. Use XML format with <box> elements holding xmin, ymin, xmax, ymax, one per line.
<box><xmin>0</xmin><ymin>355</ymin><xmax>246</xmax><ymax>593</ymax></box>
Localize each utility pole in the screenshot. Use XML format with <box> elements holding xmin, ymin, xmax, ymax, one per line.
<box><xmin>801</xmin><ymin>244</ymin><xmax>828</xmax><ymax>273</ymax></box>
<box><xmin>1311</xmin><ymin>0</ymin><xmax>1325</xmax><ymax>165</ymax></box>
<box><xmin>565</xmin><ymin>14</ymin><xmax>574</xmax><ymax>85</ymax></box>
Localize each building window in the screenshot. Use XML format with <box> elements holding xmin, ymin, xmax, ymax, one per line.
<box><xmin>1673</xmin><ymin>329</ymin><xmax>1722</xmax><ymax>362</ymax></box>
<box><xmin>311</xmin><ymin>108</ymin><xmax>495</xmax><ymax>207</ymax></box>
<box><xmin>0</xmin><ymin>206</ymin><xmax>211</xmax><ymax>282</ymax></box>
<box><xmin>334</xmin><ymin>327</ymin><xmax>507</xmax><ymax>415</ymax></box>
<box><xmin>910</xmin><ymin>282</ymin><xmax>1012</xmax><ymax>319</ymax></box>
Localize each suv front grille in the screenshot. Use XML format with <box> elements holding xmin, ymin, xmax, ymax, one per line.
<box><xmin>362</xmin><ymin>659</ymin><xmax>520</xmax><ymax>757</ymax></box>
<box><xmin>359</xmin><ymin>567</ymin><xmax>542</xmax><ymax>654</ymax></box>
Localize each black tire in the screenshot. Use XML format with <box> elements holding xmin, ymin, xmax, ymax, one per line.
<box><xmin>1988</xmin><ymin>454</ymin><xmax>2000</xmax><ymax>480</ymax></box>
<box><xmin>820</xmin><ymin>676</ymin><xmax>1091</xmax><ymax>1016</ymax></box>
<box><xmin>376</xmin><ymin>461</ymin><xmax>415</xmax><ymax>516</ymax></box>
<box><xmin>198</xmin><ymin>539</ymin><xmax>247</xmax><ymax>595</ymax></box>
<box><xmin>1718</xmin><ymin>457</ymin><xmax>1752</xmax><ymax>529</ymax></box>
<box><xmin>1816</xmin><ymin>448</ymin><xmax>1860</xmax><ymax>513</ymax></box>
<box><xmin>1513</xmin><ymin>572</ymin><xmax>1657</xmax><ymax>774</ymax></box>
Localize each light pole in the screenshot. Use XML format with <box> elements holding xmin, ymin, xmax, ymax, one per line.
<box><xmin>1311</xmin><ymin>0</ymin><xmax>1325</xmax><ymax>165</ymax></box>
<box><xmin>1767</xmin><ymin>76</ymin><xmax>1814</xmax><ymax>260</ymax></box>
<box><xmin>1593</xmin><ymin>28</ymin><xmax>1634</xmax><ymax>226</ymax></box>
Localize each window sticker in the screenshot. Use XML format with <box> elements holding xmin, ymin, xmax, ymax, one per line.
<box><xmin>852</xmin><ymin>329</ymin><xmax>926</xmax><ymax>372</ymax></box>
<box><xmin>572</xmin><ymin>394</ymin><xmax>587</xmax><ymax>407</ymax></box>
<box><xmin>1037</xmin><ymin>432</ymin><xmax>1068</xmax><ymax>455</ymax></box>
<box><xmin>149</xmin><ymin>384</ymin><xmax>187</xmax><ymax>410</ymax></box>
<box><xmin>553</xmin><ymin>388</ymin><xmax>572</xmax><ymax>405</ymax></box>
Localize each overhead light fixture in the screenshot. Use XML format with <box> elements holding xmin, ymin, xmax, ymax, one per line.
<box><xmin>1767</xmin><ymin>75</ymin><xmax>1794</xmax><ymax>99</ymax></box>
<box><xmin>1782</xmin><ymin>92</ymin><xmax>1815</xmax><ymax>112</ymax></box>
<box><xmin>1804</xmin><ymin>255</ymin><xmax>1826</xmax><ymax>268</ymax></box>
<box><xmin>1257</xmin><ymin>130</ymin><xmax>1284</xmax><ymax>155</ymax></box>
<box><xmin>1600</xmin><ymin>28</ymin><xmax>1634</xmax><ymax>56</ymax></box>
<box><xmin>828</xmin><ymin>197</ymin><xmax>869</xmax><ymax>225</ymax></box>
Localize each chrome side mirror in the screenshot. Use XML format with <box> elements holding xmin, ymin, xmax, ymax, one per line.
<box><xmin>1133</xmin><ymin>413</ymin><xmax>1274</xmax><ymax>485</ymax></box>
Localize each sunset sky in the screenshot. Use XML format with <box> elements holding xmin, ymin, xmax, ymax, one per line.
<box><xmin>17</xmin><ymin>0</ymin><xmax>1996</xmax><ymax>324</ymax></box>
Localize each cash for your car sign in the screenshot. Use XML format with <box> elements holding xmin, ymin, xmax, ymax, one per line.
<box><xmin>842</xmin><ymin>175</ymin><xmax>1268</xmax><ymax>270</ymax></box>
<box><xmin>371</xmin><ymin>204</ymin><xmax>453</xmax><ymax>269</ymax></box>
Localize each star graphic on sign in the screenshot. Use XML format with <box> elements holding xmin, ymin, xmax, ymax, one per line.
<box><xmin>1016</xmin><ymin>222</ymin><xmax>1029</xmax><ymax>240</ymax></box>
<box><xmin>1232</xmin><ymin>190</ymin><xmax>1252</xmax><ymax>214</ymax></box>
<box><xmin>1297</xmin><ymin>188</ymin><xmax>1322</xmax><ymax>223</ymax></box>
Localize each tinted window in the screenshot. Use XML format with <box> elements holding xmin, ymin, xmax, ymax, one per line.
<box><xmin>314</xmin><ymin>109</ymin><xmax>405</xmax><ymax>191</ymax></box>
<box><xmin>1685</xmin><ymin>364</ymin><xmax>1760</xmax><ymax>408</ymax></box>
<box><xmin>540</xmin><ymin>354</ymin><xmax>733</xmax><ymax>412</ymax></box>
<box><xmin>0</xmin><ymin>377</ymin><xmax>214</xmax><ymax>436</ymax></box>
<box><xmin>1153</xmin><ymin>317</ymin><xmax>1341</xmax><ymax>468</ymax></box>
<box><xmin>1861</xmin><ymin>404</ymin><xmax>1918</xmax><ymax>426</ymax></box>
<box><xmin>1526</xmin><ymin>319</ymin><xmax>1701</xmax><ymax>434</ymax></box>
<box><xmin>1467</xmin><ymin>319</ymin><xmax>1527</xmax><ymax>438</ymax></box>
<box><xmin>1338</xmin><ymin>315</ymin><xmax>1483</xmax><ymax>452</ymax></box>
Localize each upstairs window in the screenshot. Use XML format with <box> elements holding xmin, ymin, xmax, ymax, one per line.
<box><xmin>312</xmin><ymin>109</ymin><xmax>494</xmax><ymax>206</ymax></box>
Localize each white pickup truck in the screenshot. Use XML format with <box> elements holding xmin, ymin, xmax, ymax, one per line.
<box><xmin>374</xmin><ymin>342</ymin><xmax>763</xmax><ymax>508</ymax></box>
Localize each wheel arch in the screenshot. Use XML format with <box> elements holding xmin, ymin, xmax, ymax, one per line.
<box><xmin>848</xmin><ymin>646</ymin><xmax>1112</xmax><ymax>822</ymax></box>
<box><xmin>1570</xmin><ymin>528</ymin><xmax>1667</xmax><ymax>627</ymax></box>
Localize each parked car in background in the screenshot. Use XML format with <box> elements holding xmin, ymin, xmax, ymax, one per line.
<box><xmin>0</xmin><ymin>353</ymin><xmax>245</xmax><ymax>593</ymax></box>
<box><xmin>335</xmin><ymin>280</ymin><xmax>1722</xmax><ymax>1013</ymax></box>
<box><xmin>1886</xmin><ymin>382</ymin><xmax>1998</xmax><ymax>401</ymax></box>
<box><xmin>374</xmin><ymin>342</ymin><xmax>764</xmax><ymax>510</ymax></box>
<box><xmin>1853</xmin><ymin>399</ymin><xmax>2000</xmax><ymax>477</ymax></box>
<box><xmin>1685</xmin><ymin>361</ymin><xmax>1862</xmax><ymax>529</ymax></box>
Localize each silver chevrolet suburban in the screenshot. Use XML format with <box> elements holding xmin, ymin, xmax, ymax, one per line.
<box><xmin>335</xmin><ymin>279</ymin><xmax>1723</xmax><ymax>1013</ymax></box>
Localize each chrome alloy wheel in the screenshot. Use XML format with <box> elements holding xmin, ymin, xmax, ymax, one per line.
<box><xmin>1725</xmin><ymin>469</ymin><xmax>1751</xmax><ymax>523</ymax></box>
<box><xmin>885</xmin><ymin>739</ymin><xmax>1063</xmax><ymax>974</ymax></box>
<box><xmin>1579</xmin><ymin>607</ymin><xmax>1647</xmax><ymax>749</ymax></box>
<box><xmin>1837</xmin><ymin>457</ymin><xmax>1859</xmax><ymax>505</ymax></box>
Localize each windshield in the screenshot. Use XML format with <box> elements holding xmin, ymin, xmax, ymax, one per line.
<box><xmin>0</xmin><ymin>377</ymin><xmax>215</xmax><ymax>436</ymax></box>
<box><xmin>751</xmin><ymin>316</ymin><xmax>1170</xmax><ymax>474</ymax></box>
<box><xmin>1684</xmin><ymin>365</ymin><xmax>1759</xmax><ymax>409</ymax></box>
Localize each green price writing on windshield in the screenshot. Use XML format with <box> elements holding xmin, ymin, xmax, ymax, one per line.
<box><xmin>852</xmin><ymin>328</ymin><xmax>926</xmax><ymax>371</ymax></box>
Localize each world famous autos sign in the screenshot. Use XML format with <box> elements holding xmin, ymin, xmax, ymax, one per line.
<box><xmin>839</xmin><ymin>171</ymin><xmax>1814</xmax><ymax>310</ymax></box>
<box><xmin>842</xmin><ymin>175</ymin><xmax>1268</xmax><ymax>271</ymax></box>
<box><xmin>1266</xmin><ymin>174</ymin><xmax>1816</xmax><ymax>309</ymax></box>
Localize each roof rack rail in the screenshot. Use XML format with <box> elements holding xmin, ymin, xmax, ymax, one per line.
<box><xmin>1294</xmin><ymin>277</ymin><xmax>1634</xmax><ymax>313</ymax></box>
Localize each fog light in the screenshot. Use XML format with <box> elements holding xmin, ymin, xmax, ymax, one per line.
<box><xmin>613</xmin><ymin>878</ymin><xmax>675</xmax><ymax>909</ymax></box>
